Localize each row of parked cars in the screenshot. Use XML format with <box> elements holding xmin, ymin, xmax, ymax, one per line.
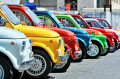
<box><xmin>0</xmin><ymin>2</ymin><xmax>120</xmax><ymax>79</ymax></box>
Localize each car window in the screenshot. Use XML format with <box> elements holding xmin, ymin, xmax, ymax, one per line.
<box><xmin>73</xmin><ymin>17</ymin><xmax>85</xmax><ymax>28</ymax></box>
<box><xmin>39</xmin><ymin>15</ymin><xmax>56</xmax><ymax>27</ymax></box>
<box><xmin>99</xmin><ymin>20</ymin><xmax>109</xmax><ymax>27</ymax></box>
<box><xmin>58</xmin><ymin>18</ymin><xmax>75</xmax><ymax>27</ymax></box>
<box><xmin>86</xmin><ymin>21</ymin><xmax>101</xmax><ymax>28</ymax></box>
<box><xmin>13</xmin><ymin>11</ymin><xmax>31</xmax><ymax>26</ymax></box>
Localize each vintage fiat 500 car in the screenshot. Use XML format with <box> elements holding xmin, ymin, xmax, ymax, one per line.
<box><xmin>8</xmin><ymin>5</ymin><xmax>83</xmax><ymax>63</ymax></box>
<box><xmin>0</xmin><ymin>27</ymin><xmax>34</xmax><ymax>79</ymax></box>
<box><xmin>0</xmin><ymin>3</ymin><xmax>69</xmax><ymax>79</ymax></box>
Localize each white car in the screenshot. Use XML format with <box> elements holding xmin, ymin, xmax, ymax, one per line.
<box><xmin>0</xmin><ymin>27</ymin><xmax>34</xmax><ymax>79</ymax></box>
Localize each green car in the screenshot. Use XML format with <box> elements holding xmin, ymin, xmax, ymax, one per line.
<box><xmin>55</xmin><ymin>14</ymin><xmax>108</xmax><ymax>56</ymax></box>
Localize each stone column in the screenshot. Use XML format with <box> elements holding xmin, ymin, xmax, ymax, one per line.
<box><xmin>57</xmin><ymin>0</ymin><xmax>65</xmax><ymax>11</ymax></box>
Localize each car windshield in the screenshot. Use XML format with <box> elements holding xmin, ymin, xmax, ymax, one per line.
<box><xmin>1</xmin><ymin>5</ymin><xmax>21</xmax><ymax>25</ymax></box>
<box><xmin>70</xmin><ymin>16</ymin><xmax>81</xmax><ymax>28</ymax></box>
<box><xmin>51</xmin><ymin>14</ymin><xmax>64</xmax><ymax>27</ymax></box>
<box><xmin>98</xmin><ymin>20</ymin><xmax>109</xmax><ymax>27</ymax></box>
<box><xmin>25</xmin><ymin>8</ymin><xmax>41</xmax><ymax>25</ymax></box>
<box><xmin>86</xmin><ymin>20</ymin><xmax>103</xmax><ymax>28</ymax></box>
<box><xmin>73</xmin><ymin>17</ymin><xmax>86</xmax><ymax>28</ymax></box>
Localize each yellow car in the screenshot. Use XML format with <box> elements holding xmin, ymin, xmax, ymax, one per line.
<box><xmin>0</xmin><ymin>3</ymin><xmax>70</xmax><ymax>79</ymax></box>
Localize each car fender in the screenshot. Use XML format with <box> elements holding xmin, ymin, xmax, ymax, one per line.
<box><xmin>32</xmin><ymin>42</ymin><xmax>60</xmax><ymax>63</ymax></box>
<box><xmin>91</xmin><ymin>37</ymin><xmax>105</xmax><ymax>50</ymax></box>
<box><xmin>0</xmin><ymin>46</ymin><xmax>20</xmax><ymax>70</ymax></box>
<box><xmin>107</xmin><ymin>37</ymin><xmax>113</xmax><ymax>46</ymax></box>
<box><xmin>77</xmin><ymin>37</ymin><xmax>87</xmax><ymax>50</ymax></box>
<box><xmin>113</xmin><ymin>36</ymin><xmax>118</xmax><ymax>45</ymax></box>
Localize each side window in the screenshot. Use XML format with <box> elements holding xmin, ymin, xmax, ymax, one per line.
<box><xmin>13</xmin><ymin>11</ymin><xmax>31</xmax><ymax>26</ymax></box>
<box><xmin>74</xmin><ymin>17</ymin><xmax>85</xmax><ymax>28</ymax></box>
<box><xmin>87</xmin><ymin>22</ymin><xmax>92</xmax><ymax>27</ymax></box>
<box><xmin>58</xmin><ymin>18</ymin><xmax>75</xmax><ymax>27</ymax></box>
<box><xmin>39</xmin><ymin>15</ymin><xmax>56</xmax><ymax>27</ymax></box>
<box><xmin>0</xmin><ymin>15</ymin><xmax>6</xmax><ymax>26</ymax></box>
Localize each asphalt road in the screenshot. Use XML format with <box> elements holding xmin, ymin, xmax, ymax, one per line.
<box><xmin>47</xmin><ymin>49</ymin><xmax>120</xmax><ymax>79</ymax></box>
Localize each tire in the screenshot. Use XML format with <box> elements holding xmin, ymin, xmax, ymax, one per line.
<box><xmin>72</xmin><ymin>44</ymin><xmax>86</xmax><ymax>62</ymax></box>
<box><xmin>22</xmin><ymin>48</ymin><xmax>52</xmax><ymax>79</ymax></box>
<box><xmin>86</xmin><ymin>41</ymin><xmax>101</xmax><ymax>58</ymax></box>
<box><xmin>13</xmin><ymin>71</ymin><xmax>23</xmax><ymax>79</ymax></box>
<box><xmin>109</xmin><ymin>39</ymin><xmax>117</xmax><ymax>53</ymax></box>
<box><xmin>0</xmin><ymin>56</ymin><xmax>13</xmax><ymax>79</ymax></box>
<box><xmin>52</xmin><ymin>57</ymin><xmax>71</xmax><ymax>72</ymax></box>
<box><xmin>101</xmin><ymin>41</ymin><xmax>110</xmax><ymax>56</ymax></box>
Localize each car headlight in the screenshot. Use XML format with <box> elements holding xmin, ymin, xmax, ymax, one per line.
<box><xmin>21</xmin><ymin>41</ymin><xmax>26</xmax><ymax>52</ymax></box>
<box><xmin>29</xmin><ymin>39</ymin><xmax>32</xmax><ymax>43</ymax></box>
<box><xmin>59</xmin><ymin>39</ymin><xmax>61</xmax><ymax>48</ymax></box>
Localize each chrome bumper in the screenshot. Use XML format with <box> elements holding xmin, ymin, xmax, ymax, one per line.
<box><xmin>20</xmin><ymin>58</ymin><xmax>35</xmax><ymax>66</ymax></box>
<box><xmin>74</xmin><ymin>51</ymin><xmax>82</xmax><ymax>57</ymax></box>
<box><xmin>57</xmin><ymin>48</ymin><xmax>70</xmax><ymax>61</ymax></box>
<box><xmin>105</xmin><ymin>42</ymin><xmax>108</xmax><ymax>49</ymax></box>
<box><xmin>55</xmin><ymin>48</ymin><xmax>70</xmax><ymax>67</ymax></box>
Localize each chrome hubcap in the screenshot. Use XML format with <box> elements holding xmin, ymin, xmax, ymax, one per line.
<box><xmin>87</xmin><ymin>44</ymin><xmax>99</xmax><ymax>56</ymax></box>
<box><xmin>0</xmin><ymin>65</ymin><xmax>4</xmax><ymax>79</ymax></box>
<box><xmin>26</xmin><ymin>54</ymin><xmax>46</xmax><ymax>76</ymax></box>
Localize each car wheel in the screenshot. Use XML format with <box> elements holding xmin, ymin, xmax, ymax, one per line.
<box><xmin>0</xmin><ymin>56</ymin><xmax>13</xmax><ymax>79</ymax></box>
<box><xmin>23</xmin><ymin>49</ymin><xmax>52</xmax><ymax>79</ymax></box>
<box><xmin>86</xmin><ymin>41</ymin><xmax>101</xmax><ymax>58</ymax></box>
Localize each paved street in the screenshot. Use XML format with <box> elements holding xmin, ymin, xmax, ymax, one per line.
<box><xmin>47</xmin><ymin>49</ymin><xmax>120</xmax><ymax>79</ymax></box>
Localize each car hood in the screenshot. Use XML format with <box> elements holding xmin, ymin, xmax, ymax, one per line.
<box><xmin>90</xmin><ymin>27</ymin><xmax>107</xmax><ymax>33</ymax></box>
<box><xmin>83</xmin><ymin>28</ymin><xmax>103</xmax><ymax>35</ymax></box>
<box><xmin>0</xmin><ymin>27</ymin><xmax>26</xmax><ymax>39</ymax></box>
<box><xmin>45</xmin><ymin>27</ymin><xmax>75</xmax><ymax>37</ymax></box>
<box><xmin>106</xmin><ymin>29</ymin><xmax>119</xmax><ymax>35</ymax></box>
<box><xmin>15</xmin><ymin>25</ymin><xmax>60</xmax><ymax>38</ymax></box>
<box><xmin>63</xmin><ymin>27</ymin><xmax>88</xmax><ymax>34</ymax></box>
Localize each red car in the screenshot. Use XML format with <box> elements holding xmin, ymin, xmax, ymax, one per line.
<box><xmin>70</xmin><ymin>14</ymin><xmax>117</xmax><ymax>53</ymax></box>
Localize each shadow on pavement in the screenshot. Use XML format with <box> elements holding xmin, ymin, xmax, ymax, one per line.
<box><xmin>45</xmin><ymin>76</ymin><xmax>55</xmax><ymax>79</ymax></box>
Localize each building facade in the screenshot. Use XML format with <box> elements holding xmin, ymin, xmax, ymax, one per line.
<box><xmin>27</xmin><ymin>0</ymin><xmax>97</xmax><ymax>11</ymax></box>
<box><xmin>26</xmin><ymin>0</ymin><xmax>120</xmax><ymax>11</ymax></box>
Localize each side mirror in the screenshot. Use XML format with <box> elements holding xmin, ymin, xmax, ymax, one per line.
<box><xmin>29</xmin><ymin>0</ymin><xmax>34</xmax><ymax>3</ymax></box>
<box><xmin>22</xmin><ymin>22</ymin><xmax>26</xmax><ymax>25</ymax></box>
